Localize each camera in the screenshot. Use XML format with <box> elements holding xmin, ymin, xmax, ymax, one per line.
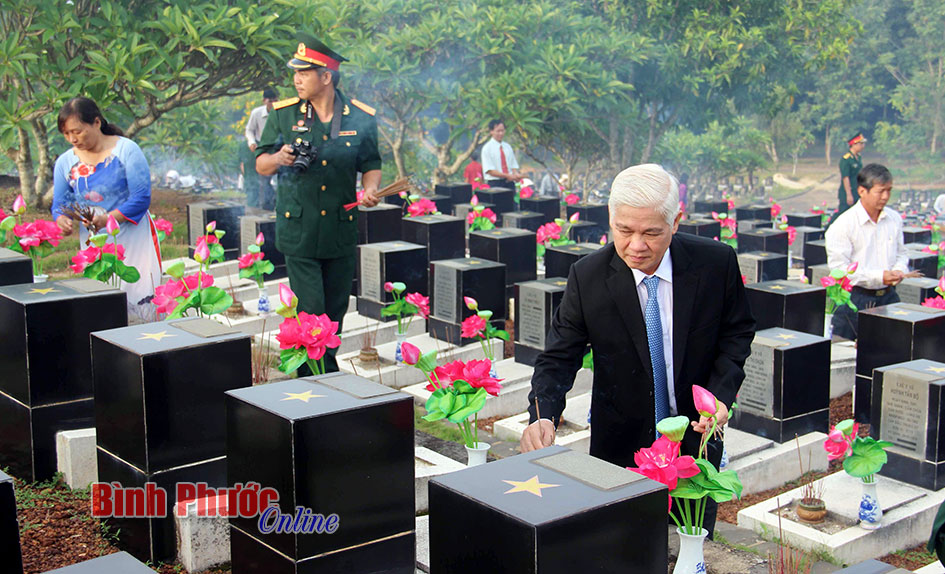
<box><xmin>289</xmin><ymin>138</ymin><xmax>317</xmax><ymax>172</ymax></box>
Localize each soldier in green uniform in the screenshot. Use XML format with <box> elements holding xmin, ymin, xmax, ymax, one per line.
<box><xmin>830</xmin><ymin>133</ymin><xmax>866</xmax><ymax>226</ymax></box>
<box><xmin>256</xmin><ymin>34</ymin><xmax>381</xmax><ymax>372</ymax></box>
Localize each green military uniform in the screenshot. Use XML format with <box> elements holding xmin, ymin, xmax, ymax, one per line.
<box><xmin>255</xmin><ymin>38</ymin><xmax>381</xmax><ymax>372</ymax></box>
<box><xmin>836</xmin><ymin>150</ymin><xmax>862</xmax><ymax>215</ymax></box>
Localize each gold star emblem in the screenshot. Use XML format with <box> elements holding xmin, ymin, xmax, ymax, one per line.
<box><xmin>281</xmin><ymin>390</ymin><xmax>325</xmax><ymax>403</ymax></box>
<box><xmin>570</xmin><ymin>246</ymin><xmax>582</xmax><ymax>251</ymax></box>
<box><xmin>138</xmin><ymin>331</ymin><xmax>176</xmax><ymax>341</ymax></box>
<box><xmin>759</xmin><ymin>252</ymin><xmax>769</xmax><ymax>257</ymax></box>
<box><xmin>892</xmin><ymin>310</ymin><xmax>910</xmax><ymax>316</ymax></box>
<box><xmin>503</xmin><ymin>475</ymin><xmax>560</xmax><ymax>497</ymax></box>
<box><xmin>776</xmin><ymin>333</ymin><xmax>796</xmax><ymax>340</ymax></box>
<box><xmin>554</xmin><ymin>281</ymin><xmax>567</xmax><ymax>286</ymax></box>
<box><xmin>27</xmin><ymin>287</ymin><xmax>59</xmax><ymax>295</ymax></box>
<box><xmin>769</xmin><ymin>285</ymin><xmax>785</xmax><ymax>290</ymax></box>
<box><xmin>928</xmin><ymin>366</ymin><xmax>945</xmax><ymax>374</ymax></box>
<box><xmin>468</xmin><ymin>260</ymin><xmax>480</xmax><ymax>264</ymax></box>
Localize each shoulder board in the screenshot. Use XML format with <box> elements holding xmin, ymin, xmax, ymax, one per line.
<box><xmin>272</xmin><ymin>97</ymin><xmax>300</xmax><ymax>111</ymax></box>
<box><xmin>350</xmin><ymin>99</ymin><xmax>376</xmax><ymax>116</ymax></box>
<box><xmin>842</xmin><ymin>153</ymin><xmax>852</xmax><ymax>159</ymax></box>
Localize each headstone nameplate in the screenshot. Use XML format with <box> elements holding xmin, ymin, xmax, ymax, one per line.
<box><xmin>739</xmin><ymin>256</ymin><xmax>759</xmax><ymax>285</ymax></box>
<box><xmin>518</xmin><ymin>285</ymin><xmax>547</xmax><ymax>349</ymax></box>
<box><xmin>739</xmin><ymin>338</ymin><xmax>781</xmax><ymax>417</ymax></box>
<box><xmin>428</xmin><ymin>258</ymin><xmax>507</xmax><ymax>345</ymax></box>
<box><xmin>356</xmin><ymin>241</ymin><xmax>428</xmax><ymax>321</ymax></box>
<box><xmin>433</xmin><ymin>265</ymin><xmax>458</xmax><ymax>323</ymax></box>
<box><xmin>898</xmin><ymin>277</ymin><xmax>941</xmax><ymax>305</ymax></box>
<box><xmin>360</xmin><ymin>247</ymin><xmax>382</xmax><ymax>301</ymax></box>
<box><xmin>878</xmin><ymin>368</ymin><xmax>933</xmax><ymax>458</ymax></box>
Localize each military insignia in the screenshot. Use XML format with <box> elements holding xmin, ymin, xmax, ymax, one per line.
<box><xmin>843</xmin><ymin>153</ymin><xmax>852</xmax><ymax>159</ymax></box>
<box><xmin>350</xmin><ymin>99</ymin><xmax>376</xmax><ymax>116</ymax></box>
<box><xmin>291</xmin><ymin>125</ymin><xmax>310</xmax><ymax>132</ymax></box>
<box><xmin>338</xmin><ymin>130</ymin><xmax>357</xmax><ymax>136</ymax></box>
<box><xmin>272</xmin><ymin>97</ymin><xmax>300</xmax><ymax>110</ymax></box>
<box><xmin>297</xmin><ymin>42</ymin><xmax>306</xmax><ymax>55</ymax></box>
<box><xmin>343</xmin><ymin>104</ymin><xmax>350</xmax><ymax>116</ymax></box>
<box><xmin>298</xmin><ymin>120</ymin><xmax>305</xmax><ymax>126</ymax></box>
<box><xmin>300</xmin><ymin>102</ymin><xmax>307</xmax><ymax>114</ymax></box>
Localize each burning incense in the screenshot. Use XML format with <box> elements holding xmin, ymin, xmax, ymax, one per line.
<box><xmin>343</xmin><ymin>177</ymin><xmax>414</xmax><ymax>211</ymax></box>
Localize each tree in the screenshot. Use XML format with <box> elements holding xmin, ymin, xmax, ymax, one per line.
<box><xmin>0</xmin><ymin>0</ymin><xmax>317</xmax><ymax>206</ymax></box>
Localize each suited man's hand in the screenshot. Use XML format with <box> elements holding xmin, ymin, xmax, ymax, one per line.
<box><xmin>691</xmin><ymin>402</ymin><xmax>729</xmax><ymax>434</ymax></box>
<box><xmin>520</xmin><ymin>419</ymin><xmax>555</xmax><ymax>452</ymax></box>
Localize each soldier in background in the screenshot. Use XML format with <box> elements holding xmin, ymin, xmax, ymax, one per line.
<box><xmin>245</xmin><ymin>88</ymin><xmax>278</xmax><ymax>209</ymax></box>
<box><xmin>829</xmin><ymin>133</ymin><xmax>866</xmax><ymax>226</ymax></box>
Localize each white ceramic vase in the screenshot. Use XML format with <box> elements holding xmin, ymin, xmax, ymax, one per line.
<box><xmin>465</xmin><ymin>442</ymin><xmax>490</xmax><ymax>467</ymax></box>
<box><xmin>673</xmin><ymin>527</ymin><xmax>708</xmax><ymax>574</ymax></box>
<box><xmin>858</xmin><ymin>477</ymin><xmax>882</xmax><ymax>529</ymax></box>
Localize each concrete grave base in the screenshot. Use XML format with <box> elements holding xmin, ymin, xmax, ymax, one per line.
<box><xmin>175</xmin><ymin>495</ymin><xmax>230</xmax><ymax>574</ymax></box>
<box><xmin>737</xmin><ymin>472</ymin><xmax>945</xmax><ymax>564</ymax></box>
<box><xmin>724</xmin><ymin>429</ymin><xmax>828</xmax><ymax>495</ymax></box>
<box><xmin>56</xmin><ymin>429</ymin><xmax>97</xmax><ymax>490</ymax></box>
<box><xmin>414</xmin><ymin>447</ymin><xmax>465</xmax><ymax>514</ymax></box>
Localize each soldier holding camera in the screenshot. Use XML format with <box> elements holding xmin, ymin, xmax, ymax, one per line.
<box><xmin>256</xmin><ymin>34</ymin><xmax>381</xmax><ymax>372</ymax></box>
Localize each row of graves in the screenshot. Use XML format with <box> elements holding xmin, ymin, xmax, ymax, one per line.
<box><xmin>0</xmin><ymin>187</ymin><xmax>944</xmax><ymax>572</ymax></box>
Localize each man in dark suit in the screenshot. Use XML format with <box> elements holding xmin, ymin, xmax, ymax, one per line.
<box><xmin>521</xmin><ymin>164</ymin><xmax>755</xmax><ymax>536</ymax></box>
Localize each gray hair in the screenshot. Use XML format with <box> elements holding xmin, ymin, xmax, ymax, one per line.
<box><xmin>608</xmin><ymin>164</ymin><xmax>680</xmax><ymax>227</ymax></box>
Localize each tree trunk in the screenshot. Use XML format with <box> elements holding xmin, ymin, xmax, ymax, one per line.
<box><xmin>29</xmin><ymin>119</ymin><xmax>54</xmax><ymax>208</ymax></box>
<box><xmin>824</xmin><ymin>125</ymin><xmax>832</xmax><ymax>166</ymax></box>
<box><xmin>14</xmin><ymin>127</ymin><xmax>36</xmax><ymax>205</ymax></box>
<box><xmin>641</xmin><ymin>106</ymin><xmax>659</xmax><ymax>163</ymax></box>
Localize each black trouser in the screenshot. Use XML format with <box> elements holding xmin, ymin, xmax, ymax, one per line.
<box><xmin>832</xmin><ymin>287</ymin><xmax>900</xmax><ymax>340</ymax></box>
<box><xmin>828</xmin><ymin>192</ymin><xmax>854</xmax><ymax>227</ymax></box>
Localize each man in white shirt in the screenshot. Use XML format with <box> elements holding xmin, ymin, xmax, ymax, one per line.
<box><xmin>825</xmin><ymin>163</ymin><xmax>920</xmax><ymax>339</ymax></box>
<box><xmin>480</xmin><ymin>119</ymin><xmax>520</xmax><ymax>191</ymax></box>
<box><xmin>244</xmin><ymin>88</ymin><xmax>278</xmax><ymax>209</ymax></box>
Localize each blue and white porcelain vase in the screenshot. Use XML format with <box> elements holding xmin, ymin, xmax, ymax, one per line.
<box><xmin>256</xmin><ymin>287</ymin><xmax>271</xmax><ymax>315</ymax></box>
<box><xmin>395</xmin><ymin>333</ymin><xmax>407</xmax><ymax>364</ymax></box>
<box><xmin>673</xmin><ymin>527</ymin><xmax>708</xmax><ymax>574</ymax></box>
<box><xmin>858</xmin><ymin>477</ymin><xmax>882</xmax><ymax>529</ymax></box>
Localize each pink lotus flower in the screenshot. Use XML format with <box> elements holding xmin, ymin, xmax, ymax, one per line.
<box><xmin>823</xmin><ymin>421</ymin><xmax>859</xmax><ymax>461</ymax></box>
<box><xmin>70</xmin><ymin>246</ymin><xmax>101</xmax><ymax>273</ymax></box>
<box><xmin>821</xmin><ymin>276</ymin><xmax>837</xmax><ymax>288</ymax></box>
<box><xmin>407</xmin><ymin>198</ymin><xmax>438</xmax><ymax>217</ymax></box>
<box><xmin>461</xmin><ymin>314</ymin><xmax>487</xmax><ymax>339</ymax></box>
<box><xmin>628</xmin><ymin>435</ymin><xmax>700</xmax><ymax>510</ymax></box>
<box><xmin>569</xmin><ymin>212</ymin><xmax>580</xmax><ymax>223</ymax></box>
<box><xmin>839</xmin><ymin>276</ymin><xmax>853</xmax><ymax>291</ymax></box>
<box><xmin>183</xmin><ymin>273</ymin><xmax>213</xmax><ymax>291</ymax></box>
<box><xmin>785</xmin><ymin>226</ymin><xmax>796</xmax><ymax>246</ymax></box>
<box><xmin>470</xmin><ymin>195</ymin><xmax>479</xmax><ymax>206</ymax></box>
<box><xmin>600</xmin><ymin>234</ymin><xmax>607</xmax><ymax>245</ymax></box>
<box><xmin>464</xmin><ymin>296</ymin><xmax>479</xmax><ymax>311</ymax></box>
<box><xmin>237</xmin><ymin>251</ymin><xmax>264</xmax><ymax>269</ymax></box>
<box><xmin>800</xmin><ymin>274</ymin><xmax>809</xmax><ymax>284</ymax></box>
<box><xmin>939</xmin><ymin>276</ymin><xmax>945</xmax><ymax>294</ymax></box>
<box><xmin>741</xmin><ymin>274</ymin><xmax>747</xmax><ymax>284</ymax></box>
<box><xmin>12</xmin><ymin>194</ymin><xmax>26</xmax><ymax>215</ymax></box>
<box><xmin>460</xmin><ymin>359</ymin><xmax>503</xmax><ymax>396</ymax></box>
<box><xmin>405</xmin><ymin>292</ymin><xmax>430</xmax><ymax>318</ymax></box>
<box><xmin>205</xmin><ymin>221</ymin><xmax>217</xmax><ymax>233</ymax></box>
<box><xmin>106</xmin><ymin>214</ymin><xmax>120</xmax><ymax>236</ymax></box>
<box><xmin>401</xmin><ymin>341</ymin><xmax>420</xmax><ymax>365</ymax></box>
<box><xmin>275</xmin><ymin>312</ymin><xmax>341</xmax><ymax>361</ymax></box>
<box><xmin>154</xmin><ymin>218</ymin><xmax>173</xmax><ymax>234</ymax></box>
<box><xmin>194</xmin><ymin>239</ymin><xmax>210</xmax><ymax>263</ymax></box>
<box><xmin>384</xmin><ymin>281</ymin><xmax>395</xmax><ymax>292</ymax></box>
<box><xmin>13</xmin><ymin>219</ymin><xmax>62</xmax><ymax>250</ymax></box>
<box><xmin>564</xmin><ymin>193</ymin><xmax>579</xmax><ymax>205</ymax></box>
<box><xmin>692</xmin><ymin>385</ymin><xmax>718</xmax><ymax>418</ymax></box>
<box><xmin>519</xmin><ymin>186</ymin><xmax>534</xmax><ymax>199</ymax></box>
<box><xmin>770</xmin><ymin>201</ymin><xmax>781</xmax><ymax>219</ymax></box>
<box><xmin>536</xmin><ymin>222</ymin><xmax>562</xmax><ymax>244</ymax></box>
<box><xmin>102</xmin><ymin>243</ymin><xmax>125</xmax><ymax>260</ymax></box>
<box><xmin>256</xmin><ymin>232</ymin><xmax>265</xmax><ymax>246</ymax></box>
<box><xmin>426</xmin><ymin>360</ymin><xmax>466</xmax><ymax>392</ymax></box>
<box><xmin>279</xmin><ymin>283</ymin><xmax>297</xmax><ymax>309</ymax></box>
<box><xmin>467</xmin><ymin>207</ymin><xmax>497</xmax><ymax>225</ymax></box>
<box><xmin>847</xmin><ymin>261</ymin><xmax>859</xmax><ymax>274</ymax></box>
<box><xmin>153</xmin><ymin>279</ymin><xmax>186</xmax><ymax>314</ymax></box>
<box><xmin>922</xmin><ymin>297</ymin><xmax>945</xmax><ymax>309</ymax></box>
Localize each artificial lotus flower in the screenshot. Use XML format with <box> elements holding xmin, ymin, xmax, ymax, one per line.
<box><xmin>279</xmin><ymin>283</ymin><xmax>298</xmax><ymax>310</ymax></box>
<box><xmin>70</xmin><ymin>246</ymin><xmax>101</xmax><ymax>273</ymax></box>
<box><xmin>600</xmin><ymin>234</ymin><xmax>607</xmax><ymax>245</ymax></box>
<box><xmin>256</xmin><ymin>232</ymin><xmax>265</xmax><ymax>246</ymax></box>
<box><xmin>384</xmin><ymin>281</ymin><xmax>394</xmax><ymax>292</ymax></box>
<box><xmin>407</xmin><ymin>198</ymin><xmax>438</xmax><ymax>217</ymax></box>
<box><xmin>205</xmin><ymin>221</ymin><xmax>217</xmax><ymax>234</ymax></box>
<box><xmin>460</xmin><ymin>314</ymin><xmax>487</xmax><ymax>339</ymax></box>
<box><xmin>569</xmin><ymin>212</ymin><xmax>580</xmax><ymax>223</ymax></box>
<box><xmin>405</xmin><ymin>292</ymin><xmax>430</xmax><ymax>318</ymax></box>
<box><xmin>13</xmin><ymin>219</ymin><xmax>62</xmax><ymax>250</ymax></box>
<box><xmin>823</xmin><ymin>419</ymin><xmax>859</xmax><ymax>461</ymax></box>
<box><xmin>466</xmin><ymin>207</ymin><xmax>497</xmax><ymax>225</ymax></box>
<box><xmin>628</xmin><ymin>435</ymin><xmax>700</xmax><ymax>508</ymax></box>
<box><xmin>152</xmin><ymin>279</ymin><xmax>186</xmax><ymax>315</ymax></box>
<box><xmin>519</xmin><ymin>185</ymin><xmax>534</xmax><ymax>199</ymax></box>
<box><xmin>182</xmin><ymin>272</ymin><xmax>214</xmax><ymax>291</ymax></box>
<box><xmin>193</xmin><ymin>239</ymin><xmax>210</xmax><ymax>263</ymax></box>
<box><xmin>536</xmin><ymin>222</ymin><xmax>562</xmax><ymax>244</ymax></box>
<box><xmin>12</xmin><ymin>194</ymin><xmax>26</xmax><ymax>215</ymax></box>
<box><xmin>154</xmin><ymin>218</ymin><xmax>173</xmax><ymax>234</ymax></box>
<box><xmin>276</xmin><ymin>312</ymin><xmax>341</xmax><ymax>361</ymax></box>
<box><xmin>800</xmin><ymin>274</ymin><xmax>809</xmax><ymax>284</ymax></box>
<box><xmin>847</xmin><ymin>261</ymin><xmax>859</xmax><ymax>274</ymax></box>
<box><xmin>656</xmin><ymin>416</ymin><xmax>691</xmax><ymax>443</ymax></box>
<box><xmin>692</xmin><ymin>385</ymin><xmax>719</xmax><ymax>418</ymax></box>
<box><xmin>237</xmin><ymin>251</ymin><xmax>265</xmax><ymax>269</ymax></box>
<box><xmin>464</xmin><ymin>296</ymin><xmax>478</xmax><ymax>311</ymax></box>
<box><xmin>106</xmin><ymin>214</ymin><xmax>120</xmax><ymax>236</ymax></box>
<box><xmin>401</xmin><ymin>341</ymin><xmax>421</xmax><ymax>365</ymax></box>
<box><xmin>458</xmin><ymin>359</ymin><xmax>503</xmax><ymax>395</ymax></box>
<box><xmin>470</xmin><ymin>195</ymin><xmax>479</xmax><ymax>206</ymax></box>
<box><xmin>821</xmin><ymin>276</ymin><xmax>837</xmax><ymax>288</ymax></box>
<box><xmin>564</xmin><ymin>193</ymin><xmax>579</xmax><ymax>205</ymax></box>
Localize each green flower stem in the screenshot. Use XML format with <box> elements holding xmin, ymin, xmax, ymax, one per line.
<box><xmin>196</xmin><ymin>267</ymin><xmax>204</xmax><ymax>318</ymax></box>
<box><xmin>863</xmin><ymin>474</ymin><xmax>875</xmax><ymax>484</ymax></box>
<box><xmin>669</xmin><ymin>506</ymin><xmax>683</xmax><ymax>530</ymax></box>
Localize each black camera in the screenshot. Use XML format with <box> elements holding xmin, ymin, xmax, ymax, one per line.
<box><xmin>289</xmin><ymin>138</ymin><xmax>317</xmax><ymax>172</ymax></box>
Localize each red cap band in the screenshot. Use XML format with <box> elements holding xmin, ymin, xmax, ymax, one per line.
<box><xmin>295</xmin><ymin>43</ymin><xmax>341</xmax><ymax>71</ymax></box>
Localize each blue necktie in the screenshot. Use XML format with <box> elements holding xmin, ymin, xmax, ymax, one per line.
<box><xmin>643</xmin><ymin>275</ymin><xmax>670</xmax><ymax>434</ymax></box>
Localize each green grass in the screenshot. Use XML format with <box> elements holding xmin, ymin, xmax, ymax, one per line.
<box><xmin>414</xmin><ymin>406</ymin><xmax>466</xmax><ymax>444</ymax></box>
<box><xmin>891</xmin><ymin>546</ymin><xmax>937</xmax><ymax>566</ymax></box>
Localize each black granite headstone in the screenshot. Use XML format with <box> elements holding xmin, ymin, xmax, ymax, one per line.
<box><xmin>502</xmin><ymin>211</ymin><xmax>544</xmax><ymax>232</ymax></box>
<box><xmin>736</xmin><ymin>205</ymin><xmax>771</xmax><ymax>221</ymax></box>
<box><xmin>694</xmin><ymin>199</ymin><xmax>728</xmax><ymax>213</ymax></box>
<box><xmin>91</xmin><ymin>317</ymin><xmax>251</xmax><ymax>562</ymax></box>
<box><xmin>855</xmin><ymin>303</ymin><xmax>945</xmax><ymax>423</ymax></box>
<box><xmin>514</xmin><ymin>278</ymin><xmax>568</xmax><ymax>366</ymax></box>
<box><xmin>790</xmin><ymin>227</ymin><xmax>825</xmax><ymax>261</ymax></box>
<box><xmin>187</xmin><ymin>200</ymin><xmax>245</xmax><ymax>261</ymax></box>
<box><xmin>383</xmin><ymin>192</ymin><xmax>407</xmax><ymax>208</ymax></box>
<box><xmin>356</xmin><ymin>241</ymin><xmax>428</xmax><ymax>321</ymax></box>
<box><xmin>428</xmin><ymin>258</ymin><xmax>507</xmax><ymax>346</ymax></box>
<box><xmin>401</xmin><ymin>214</ymin><xmax>465</xmax><ymax>262</ymax></box>
<box><xmin>427</xmin><ymin>193</ymin><xmax>454</xmax><ymax>217</ymax></box>
<box><xmin>678</xmin><ymin>219</ymin><xmax>721</xmax><ymax>239</ymax></box>
<box><xmin>746</xmin><ymin>280</ymin><xmax>826</xmax><ymax>336</ymax></box>
<box><xmin>738</xmin><ymin>228</ymin><xmax>789</xmax><ymax>255</ymax></box>
<box><xmin>469</xmin><ymin>228</ymin><xmax>537</xmax><ymax>289</ymax></box>
<box><xmin>227</xmin><ymin>375</ymin><xmax>415</xmax><ymax>574</ymax></box>
<box><xmin>898</xmin><ymin>277</ymin><xmax>942</xmax><ymax>305</ymax></box>
<box><xmin>357</xmin><ymin>203</ymin><xmax>403</xmax><ymax>245</ymax></box>
<box><xmin>42</xmin><ymin>551</ymin><xmax>154</xmax><ymax>573</ymax></box>
<box><xmin>454</xmin><ymin>202</ymin><xmax>495</xmax><ymax>234</ymax></box>
<box><xmin>520</xmin><ymin>196</ymin><xmax>560</xmax><ymax>223</ymax></box>
<box><xmin>544</xmin><ymin>243</ymin><xmax>601</xmax><ymax>281</ymax></box>
<box><xmin>477</xmin><ymin>188</ymin><xmax>516</xmax><ymax>215</ymax></box>
<box><xmin>0</xmin><ymin>279</ymin><xmax>126</xmax><ymax>481</ymax></box>
<box><xmin>565</xmin><ymin>202</ymin><xmax>608</xmax><ymax>232</ymax></box>
<box><xmin>729</xmin><ymin>327</ymin><xmax>830</xmax><ymax>442</ymax></box>
<box><xmin>903</xmin><ymin>226</ymin><xmax>932</xmax><ymax>245</ymax></box>
<box><xmin>785</xmin><ymin>213</ymin><xmax>822</xmax><ymax>228</ymax></box>
<box><xmin>870</xmin><ymin>359</ymin><xmax>945</xmax><ymax>490</ymax></box>
<box><xmin>429</xmin><ymin>446</ymin><xmax>667</xmax><ymax>573</ymax></box>
<box><xmin>0</xmin><ymin>248</ymin><xmax>32</xmax><ymax>287</ymax></box>
<box><xmin>240</xmin><ymin>213</ymin><xmax>287</xmax><ymax>280</ymax></box>
<box><xmin>907</xmin><ymin>250</ymin><xmax>938</xmax><ymax>279</ymax></box>
<box><xmin>435</xmin><ymin>182</ymin><xmax>473</xmax><ymax>209</ymax></box>
<box><xmin>736</xmin><ymin>219</ymin><xmax>771</xmax><ymax>234</ymax></box>
<box><xmin>568</xmin><ymin>220</ymin><xmax>603</xmax><ymax>243</ymax></box>
<box><xmin>0</xmin><ymin>470</ymin><xmax>22</xmax><ymax>574</ymax></box>
<box><xmin>738</xmin><ymin>251</ymin><xmax>789</xmax><ymax>284</ymax></box>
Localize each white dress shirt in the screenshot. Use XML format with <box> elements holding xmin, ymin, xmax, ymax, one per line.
<box><xmin>630</xmin><ymin>251</ymin><xmax>677</xmax><ymax>414</ymax></box>
<box><xmin>244</xmin><ymin>105</ymin><xmax>270</xmax><ymax>148</ymax></box>
<box><xmin>480</xmin><ymin>137</ymin><xmax>519</xmax><ymax>182</ymax></box>
<box><xmin>824</xmin><ymin>201</ymin><xmax>909</xmax><ymax>289</ymax></box>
